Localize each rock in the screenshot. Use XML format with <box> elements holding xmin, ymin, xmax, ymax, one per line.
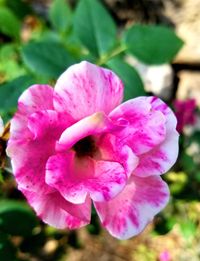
<box><xmin>176</xmin><ymin>71</ymin><xmax>200</xmax><ymax>108</ymax></box>
<box><xmin>164</xmin><ymin>0</ymin><xmax>200</xmax><ymax>64</ymax></box>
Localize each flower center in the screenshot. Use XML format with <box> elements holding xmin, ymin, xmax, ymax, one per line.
<box><xmin>73</xmin><ymin>136</ymin><xmax>97</xmax><ymax>158</ymax></box>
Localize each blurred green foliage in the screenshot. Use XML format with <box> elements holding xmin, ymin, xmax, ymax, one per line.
<box><xmin>0</xmin><ymin>0</ymin><xmax>183</xmax><ymax>120</ymax></box>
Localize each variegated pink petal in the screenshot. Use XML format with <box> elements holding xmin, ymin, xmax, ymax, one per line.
<box><xmin>8</xmin><ymin>84</ymin><xmax>54</xmax><ymax>142</ymax></box>
<box><xmin>7</xmin><ymin>110</ymin><xmax>71</xmax><ymax>194</ymax></box>
<box><xmin>109</xmin><ymin>97</ymin><xmax>167</xmax><ymax>155</ymax></box>
<box><xmin>22</xmin><ymin>189</ymin><xmax>91</xmax><ymax>229</ymax></box>
<box><xmin>148</xmin><ymin>96</ymin><xmax>177</xmax><ymax>127</ymax></box>
<box><xmin>134</xmin><ymin>97</ymin><xmax>179</xmax><ymax>177</ymax></box>
<box><xmin>94</xmin><ymin>175</ymin><xmax>169</xmax><ymax>240</ymax></box>
<box><xmin>97</xmin><ymin>134</ymin><xmax>139</xmax><ymax>177</ymax></box>
<box><xmin>56</xmin><ymin>112</ymin><xmax>120</xmax><ymax>152</ymax></box>
<box><xmin>18</xmin><ymin>84</ymin><xmax>54</xmax><ymax>114</ymax></box>
<box><xmin>28</xmin><ymin>110</ymin><xmax>73</xmax><ymax>139</ymax></box>
<box><xmin>134</xmin><ymin>127</ymin><xmax>179</xmax><ymax>177</ymax></box>
<box><xmin>53</xmin><ymin>61</ymin><xmax>124</xmax><ymax>120</ymax></box>
<box><xmin>45</xmin><ymin>152</ymin><xmax>127</xmax><ymax>204</ymax></box>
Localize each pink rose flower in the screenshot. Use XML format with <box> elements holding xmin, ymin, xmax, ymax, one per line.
<box><xmin>159</xmin><ymin>250</ymin><xmax>171</xmax><ymax>261</ymax></box>
<box><xmin>7</xmin><ymin>61</ymin><xmax>179</xmax><ymax>239</ymax></box>
<box><xmin>174</xmin><ymin>99</ymin><xmax>197</xmax><ymax>133</ymax></box>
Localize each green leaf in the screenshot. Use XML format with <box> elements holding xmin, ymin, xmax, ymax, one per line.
<box><xmin>0</xmin><ymin>75</ymin><xmax>34</xmax><ymax>112</ymax></box>
<box><xmin>0</xmin><ymin>60</ymin><xmax>26</xmax><ymax>83</ymax></box>
<box><xmin>21</xmin><ymin>40</ymin><xmax>77</xmax><ymax>78</ymax></box>
<box><xmin>0</xmin><ymin>0</ymin><xmax>5</xmax><ymax>5</ymax></box>
<box><xmin>0</xmin><ymin>7</ymin><xmax>21</xmax><ymax>39</ymax></box>
<box><xmin>190</xmin><ymin>131</ymin><xmax>200</xmax><ymax>145</ymax></box>
<box><xmin>0</xmin><ymin>200</ymin><xmax>38</xmax><ymax>236</ymax></box>
<box><xmin>0</xmin><ymin>233</ymin><xmax>16</xmax><ymax>261</ymax></box>
<box><xmin>74</xmin><ymin>0</ymin><xmax>117</xmax><ymax>57</ymax></box>
<box><xmin>179</xmin><ymin>220</ymin><xmax>196</xmax><ymax>240</ymax></box>
<box><xmin>5</xmin><ymin>0</ymin><xmax>33</xmax><ymax>19</ymax></box>
<box><xmin>107</xmin><ymin>58</ymin><xmax>145</xmax><ymax>100</ymax></box>
<box><xmin>49</xmin><ymin>0</ymin><xmax>72</xmax><ymax>33</ymax></box>
<box><xmin>0</xmin><ymin>44</ymin><xmax>26</xmax><ymax>83</ymax></box>
<box><xmin>123</xmin><ymin>24</ymin><xmax>184</xmax><ymax>64</ymax></box>
<box><xmin>180</xmin><ymin>152</ymin><xmax>196</xmax><ymax>173</ymax></box>
<box><xmin>194</xmin><ymin>171</ymin><xmax>200</xmax><ymax>183</ymax></box>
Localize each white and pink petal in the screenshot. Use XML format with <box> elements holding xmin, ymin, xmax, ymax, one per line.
<box><xmin>7</xmin><ymin>110</ymin><xmax>70</xmax><ymax>194</ymax></box>
<box><xmin>133</xmin><ymin>128</ymin><xmax>179</xmax><ymax>177</ymax></box>
<box><xmin>148</xmin><ymin>96</ymin><xmax>177</xmax><ymax>131</ymax></box>
<box><xmin>17</xmin><ymin>84</ymin><xmax>54</xmax><ymax>116</ymax></box>
<box><xmin>22</xmin><ymin>190</ymin><xmax>91</xmax><ymax>229</ymax></box>
<box><xmin>54</xmin><ymin>61</ymin><xmax>124</xmax><ymax>120</ymax></box>
<box><xmin>56</xmin><ymin>112</ymin><xmax>121</xmax><ymax>152</ymax></box>
<box><xmin>94</xmin><ymin>175</ymin><xmax>169</xmax><ymax>240</ymax></box>
<box><xmin>9</xmin><ymin>84</ymin><xmax>54</xmax><ymax>142</ymax></box>
<box><xmin>97</xmin><ymin>133</ymin><xmax>138</xmax><ymax>177</ymax></box>
<box><xmin>45</xmin><ymin>152</ymin><xmax>128</xmax><ymax>204</ymax></box>
<box><xmin>109</xmin><ymin>97</ymin><xmax>167</xmax><ymax>155</ymax></box>
<box><xmin>132</xmin><ymin>97</ymin><xmax>179</xmax><ymax>177</ymax></box>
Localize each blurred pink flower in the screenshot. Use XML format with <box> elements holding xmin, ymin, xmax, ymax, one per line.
<box><xmin>159</xmin><ymin>250</ymin><xmax>171</xmax><ymax>261</ymax></box>
<box><xmin>7</xmin><ymin>61</ymin><xmax>179</xmax><ymax>239</ymax></box>
<box><xmin>174</xmin><ymin>99</ymin><xmax>196</xmax><ymax>133</ymax></box>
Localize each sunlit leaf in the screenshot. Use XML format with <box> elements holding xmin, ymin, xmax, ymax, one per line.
<box><xmin>0</xmin><ymin>7</ymin><xmax>21</xmax><ymax>39</ymax></box>
<box><xmin>180</xmin><ymin>152</ymin><xmax>196</xmax><ymax>173</ymax></box>
<box><xmin>179</xmin><ymin>220</ymin><xmax>196</xmax><ymax>240</ymax></box>
<box><xmin>74</xmin><ymin>0</ymin><xmax>117</xmax><ymax>57</ymax></box>
<box><xmin>123</xmin><ymin>24</ymin><xmax>183</xmax><ymax>64</ymax></box>
<box><xmin>21</xmin><ymin>40</ymin><xmax>77</xmax><ymax>78</ymax></box>
<box><xmin>5</xmin><ymin>0</ymin><xmax>33</xmax><ymax>19</ymax></box>
<box><xmin>49</xmin><ymin>0</ymin><xmax>72</xmax><ymax>33</ymax></box>
<box><xmin>107</xmin><ymin>57</ymin><xmax>145</xmax><ymax>101</ymax></box>
<box><xmin>0</xmin><ymin>200</ymin><xmax>38</xmax><ymax>236</ymax></box>
<box><xmin>0</xmin><ymin>75</ymin><xmax>34</xmax><ymax>112</ymax></box>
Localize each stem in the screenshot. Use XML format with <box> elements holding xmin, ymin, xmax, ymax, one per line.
<box><xmin>96</xmin><ymin>44</ymin><xmax>127</xmax><ymax>66</ymax></box>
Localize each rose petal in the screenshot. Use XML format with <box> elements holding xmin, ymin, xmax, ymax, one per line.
<box><xmin>54</xmin><ymin>61</ymin><xmax>124</xmax><ymax>120</ymax></box>
<box><xmin>134</xmin><ymin>97</ymin><xmax>179</xmax><ymax>177</ymax></box>
<box><xmin>46</xmin><ymin>152</ymin><xmax>128</xmax><ymax>204</ymax></box>
<box><xmin>97</xmin><ymin>134</ymin><xmax>139</xmax><ymax>177</ymax></box>
<box><xmin>148</xmin><ymin>96</ymin><xmax>177</xmax><ymax>131</ymax></box>
<box><xmin>7</xmin><ymin>110</ymin><xmax>70</xmax><ymax>194</ymax></box>
<box><xmin>18</xmin><ymin>84</ymin><xmax>54</xmax><ymax>114</ymax></box>
<box><xmin>8</xmin><ymin>84</ymin><xmax>54</xmax><ymax>142</ymax></box>
<box><xmin>56</xmin><ymin>112</ymin><xmax>121</xmax><ymax>152</ymax></box>
<box><xmin>109</xmin><ymin>97</ymin><xmax>167</xmax><ymax>155</ymax></box>
<box><xmin>89</xmin><ymin>160</ymin><xmax>128</xmax><ymax>202</ymax></box>
<box><xmin>94</xmin><ymin>175</ymin><xmax>169</xmax><ymax>240</ymax></box>
<box><xmin>134</xmin><ymin>128</ymin><xmax>179</xmax><ymax>177</ymax></box>
<box><xmin>22</xmin><ymin>189</ymin><xmax>91</xmax><ymax>229</ymax></box>
<box><xmin>28</xmin><ymin>110</ymin><xmax>73</xmax><ymax>139</ymax></box>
